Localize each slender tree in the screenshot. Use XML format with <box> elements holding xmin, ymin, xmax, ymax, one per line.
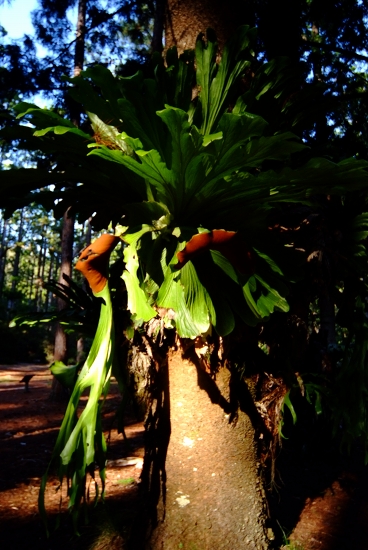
<box><xmin>53</xmin><ymin>0</ymin><xmax>85</xmax><ymax>378</ymax></box>
<box><xmin>0</xmin><ymin>212</ymin><xmax>8</xmax><ymax>299</ymax></box>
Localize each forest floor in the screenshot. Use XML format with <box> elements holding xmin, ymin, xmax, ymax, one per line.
<box><xmin>0</xmin><ymin>363</ymin><xmax>368</xmax><ymax>550</ymax></box>
<box><xmin>0</xmin><ymin>363</ymin><xmax>145</xmax><ymax>550</ymax></box>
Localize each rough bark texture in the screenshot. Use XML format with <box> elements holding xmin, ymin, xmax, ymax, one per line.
<box><xmin>134</xmin><ymin>352</ymin><xmax>271</xmax><ymax>549</ymax></box>
<box><xmin>165</xmin><ymin>0</ymin><xmax>248</xmax><ymax>53</ymax></box>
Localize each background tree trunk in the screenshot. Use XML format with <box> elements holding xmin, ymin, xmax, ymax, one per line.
<box><xmin>8</xmin><ymin>209</ymin><xmax>23</xmax><ymax>312</ymax></box>
<box><xmin>53</xmin><ymin>206</ymin><xmax>75</xmax><ymax>365</ymax></box>
<box><xmin>52</xmin><ymin>0</ymin><xmax>85</xmax><ymax>394</ymax></box>
<box><xmin>0</xmin><ymin>215</ymin><xmax>8</xmax><ymax>299</ymax></box>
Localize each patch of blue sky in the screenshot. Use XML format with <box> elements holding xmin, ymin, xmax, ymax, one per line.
<box><xmin>0</xmin><ymin>0</ymin><xmax>78</xmax><ymax>108</ymax></box>
<box><xmin>0</xmin><ymin>0</ymin><xmax>47</xmax><ymax>59</ymax></box>
<box><xmin>1</xmin><ymin>0</ymin><xmax>78</xmax><ymax>59</ymax></box>
<box><xmin>0</xmin><ymin>0</ymin><xmax>36</xmax><ymax>38</ymax></box>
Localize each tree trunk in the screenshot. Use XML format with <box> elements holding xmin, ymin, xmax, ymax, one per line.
<box><xmin>84</xmin><ymin>216</ymin><xmax>92</xmax><ymax>247</ymax></box>
<box><xmin>73</xmin><ymin>0</ymin><xmax>86</xmax><ymax>82</ymax></box>
<box><xmin>52</xmin><ymin>0</ymin><xmax>86</xmax><ymax>391</ymax></box>
<box><xmin>53</xmin><ymin>207</ymin><xmax>75</xmax><ymax>361</ymax></box>
<box><xmin>35</xmin><ymin>228</ymin><xmax>46</xmax><ymax>311</ymax></box>
<box><xmin>52</xmin><ymin>207</ymin><xmax>75</xmax><ymax>395</ymax></box>
<box><xmin>131</xmin><ymin>351</ymin><xmax>272</xmax><ymax>549</ymax></box>
<box><xmin>0</xmin><ymin>214</ymin><xmax>8</xmax><ymax>299</ymax></box>
<box><xmin>8</xmin><ymin>208</ymin><xmax>24</xmax><ymax>311</ymax></box>
<box><xmin>27</xmin><ymin>251</ymin><xmax>35</xmax><ymax>304</ymax></box>
<box><xmin>44</xmin><ymin>250</ymin><xmax>55</xmax><ymax>311</ymax></box>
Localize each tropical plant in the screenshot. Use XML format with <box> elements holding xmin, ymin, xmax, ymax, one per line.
<box><xmin>3</xmin><ymin>25</ymin><xmax>368</xmax><ymax>527</ymax></box>
<box><xmin>39</xmin><ymin>234</ymin><xmax>120</xmax><ymax>531</ymax></box>
<box><xmin>3</xmin><ymin>26</ymin><xmax>368</xmax><ymax>336</ymax></box>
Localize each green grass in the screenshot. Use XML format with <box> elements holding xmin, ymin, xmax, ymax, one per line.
<box><xmin>115</xmin><ymin>477</ymin><xmax>135</xmax><ymax>486</ymax></box>
<box><xmin>0</xmin><ymin>376</ymin><xmax>17</xmax><ymax>383</ymax></box>
<box><xmin>278</xmin><ymin>521</ymin><xmax>304</xmax><ymax>550</ymax></box>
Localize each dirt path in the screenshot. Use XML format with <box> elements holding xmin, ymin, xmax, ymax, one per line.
<box><xmin>0</xmin><ymin>364</ymin><xmax>145</xmax><ymax>550</ymax></box>
<box><xmin>1</xmin><ymin>364</ymin><xmax>368</xmax><ymax>549</ymax></box>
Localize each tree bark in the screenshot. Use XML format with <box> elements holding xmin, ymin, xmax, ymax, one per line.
<box><xmin>35</xmin><ymin>227</ymin><xmax>46</xmax><ymax>311</ymax></box>
<box><xmin>27</xmin><ymin>250</ymin><xmax>36</xmax><ymax>304</ymax></box>
<box><xmin>159</xmin><ymin>355</ymin><xmax>270</xmax><ymax>549</ymax></box>
<box><xmin>45</xmin><ymin>249</ymin><xmax>55</xmax><ymax>311</ymax></box>
<box><xmin>73</xmin><ymin>0</ymin><xmax>86</xmax><ymax>81</ymax></box>
<box><xmin>53</xmin><ymin>207</ymin><xmax>75</xmax><ymax>368</ymax></box>
<box><xmin>130</xmin><ymin>351</ymin><xmax>272</xmax><ymax>549</ymax></box>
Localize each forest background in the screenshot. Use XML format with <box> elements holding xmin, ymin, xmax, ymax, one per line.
<box><xmin>0</xmin><ymin>0</ymin><xmax>155</xmax><ymax>364</ymax></box>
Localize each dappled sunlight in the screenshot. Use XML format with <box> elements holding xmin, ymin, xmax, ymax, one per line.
<box><xmin>290</xmin><ymin>474</ymin><xmax>368</xmax><ymax>550</ymax></box>
<box><xmin>0</xmin><ymin>366</ymin><xmax>53</xmax><ymax>400</ymax></box>
<box><xmin>0</xmin><ymin>401</ymin><xmax>23</xmax><ymax>411</ymax></box>
<box><xmin>4</xmin><ymin>425</ymin><xmax>59</xmax><ymax>439</ymax></box>
<box><xmin>0</xmin><ymin>381</ymin><xmax>52</xmax><ymax>393</ymax></box>
<box><xmin>0</xmin><ymin>363</ymin><xmax>145</xmax><ymax>549</ymax></box>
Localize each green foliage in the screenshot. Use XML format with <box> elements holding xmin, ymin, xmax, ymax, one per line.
<box><xmin>115</xmin><ymin>477</ymin><xmax>135</xmax><ymax>486</ymax></box>
<box><xmin>2</xmin><ymin>26</ymin><xmax>368</xmax><ymax>341</ymax></box>
<box><xmin>39</xmin><ymin>283</ymin><xmax>115</xmax><ymax>532</ymax></box>
<box><xmin>195</xmin><ymin>27</ymin><xmax>256</xmax><ymax>134</ymax></box>
<box><xmin>279</xmin><ymin>390</ymin><xmax>297</xmax><ymax>439</ymax></box>
<box><xmin>81</xmin><ymin>28</ymin><xmax>368</xmax><ymax>338</ymax></box>
<box><xmin>3</xmin><ymin>26</ymin><xmax>368</xmax><ymax>528</ymax></box>
<box><xmin>50</xmin><ymin>361</ymin><xmax>79</xmax><ymax>390</ymax></box>
<box><xmin>10</xmin><ymin>275</ymin><xmax>98</xmax><ymax>332</ymax></box>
